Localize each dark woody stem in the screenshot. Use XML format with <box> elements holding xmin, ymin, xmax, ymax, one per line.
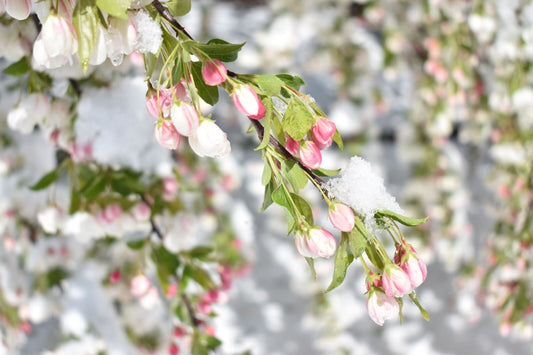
<box><xmin>151</xmin><ymin>0</ymin><xmax>325</xmax><ymax>188</ymax></box>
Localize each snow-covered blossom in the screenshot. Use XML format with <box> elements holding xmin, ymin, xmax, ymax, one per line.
<box><xmin>324</xmin><ymin>156</ymin><xmax>403</xmax><ymax>224</ymax></box>
<box><xmin>32</xmin><ymin>14</ymin><xmax>78</xmax><ymax>70</ymax></box>
<box><xmin>189</xmin><ymin>121</ymin><xmax>231</xmax><ymax>158</ymax></box>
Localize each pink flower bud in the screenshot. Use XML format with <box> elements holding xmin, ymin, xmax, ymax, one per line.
<box><xmin>382</xmin><ymin>263</ymin><xmax>413</xmax><ymax>298</ymax></box>
<box><xmin>299</xmin><ymin>141</ymin><xmax>322</xmax><ymax>170</ymax></box>
<box><xmin>145</xmin><ymin>92</ymin><xmax>162</xmax><ymax>119</ymax></box>
<box><xmin>163</xmin><ymin>177</ymin><xmax>179</xmax><ymax>201</ymax></box>
<box><xmin>311</xmin><ymin>117</ymin><xmax>336</xmax><ymax>149</ymax></box>
<box><xmin>132</xmin><ymin>202</ymin><xmax>150</xmax><ymax>222</ymax></box>
<box><xmin>328</xmin><ymin>203</ymin><xmax>355</xmax><ymax>232</ymax></box>
<box><xmin>32</xmin><ymin>14</ymin><xmax>78</xmax><ymax>69</ymax></box>
<box><xmin>232</xmin><ymin>85</ymin><xmax>265</xmax><ymax>119</ymax></box>
<box><xmin>366</xmin><ymin>288</ymin><xmax>399</xmax><ymax>326</ymax></box>
<box><xmin>110</xmin><ymin>269</ymin><xmax>121</xmax><ymax>284</ymax></box>
<box><xmin>294</xmin><ymin>227</ymin><xmax>337</xmax><ymax>258</ymax></box>
<box><xmin>285</xmin><ymin>136</ymin><xmax>300</xmax><ymax>156</ymax></box>
<box><xmin>401</xmin><ymin>254</ymin><xmax>427</xmax><ymax>289</ymax></box>
<box><xmin>155</xmin><ymin>120</ymin><xmax>180</xmax><ymax>150</ymax></box>
<box><xmin>101</xmin><ymin>204</ymin><xmax>122</xmax><ymax>223</ymax></box>
<box><xmin>170</xmin><ymin>102</ymin><xmax>199</xmax><ymax>137</ymax></box>
<box><xmin>169</xmin><ymin>343</ymin><xmax>180</xmax><ymax>355</ymax></box>
<box><xmin>202</xmin><ymin>59</ymin><xmax>227</xmax><ymax>86</ymax></box>
<box><xmin>188</xmin><ymin>121</ymin><xmax>231</xmax><ymax>158</ymax></box>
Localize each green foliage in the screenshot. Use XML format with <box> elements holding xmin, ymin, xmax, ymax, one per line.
<box><xmin>193</xmin><ymin>39</ymin><xmax>245</xmax><ymax>62</ymax></box>
<box><xmin>2</xmin><ymin>56</ymin><xmax>30</xmax><ymax>76</ymax></box>
<box><xmin>73</xmin><ymin>0</ymin><xmax>99</xmax><ymax>73</ymax></box>
<box><xmin>96</xmin><ymin>0</ymin><xmax>130</xmax><ymax>19</ymax></box>
<box><xmin>166</xmin><ymin>0</ymin><xmax>191</xmax><ymax>17</ymax></box>
<box><xmin>282</xmin><ymin>97</ymin><xmax>314</xmax><ymax>141</ymax></box>
<box><xmin>29</xmin><ymin>169</ymin><xmax>60</xmax><ymax>191</ymax></box>
<box><xmin>255</xmin><ymin>98</ymin><xmax>273</xmax><ymax>151</ymax></box>
<box><xmin>34</xmin><ymin>268</ymin><xmax>69</xmax><ymax>292</ymax></box>
<box><xmin>257</xmin><ymin>74</ymin><xmax>284</xmax><ymax>96</ymax></box>
<box><xmin>190</xmin><ymin>61</ymin><xmax>219</xmax><ymax>105</ymax></box>
<box><xmin>326</xmin><ymin>232</ymin><xmax>354</xmax><ymax>292</ymax></box>
<box><xmin>376</xmin><ymin>210</ymin><xmax>429</xmax><ymax>227</ymax></box>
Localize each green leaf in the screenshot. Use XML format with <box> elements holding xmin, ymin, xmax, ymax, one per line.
<box><xmin>256</xmin><ymin>74</ymin><xmax>284</xmax><ymax>95</ymax></box>
<box><xmin>73</xmin><ymin>0</ymin><xmax>99</xmax><ymax>73</ymax></box>
<box><xmin>276</xmin><ymin>73</ymin><xmax>305</xmax><ymax>90</ymax></box>
<box><xmin>305</xmin><ymin>257</ymin><xmax>317</xmax><ymax>281</ymax></box>
<box><xmin>190</xmin><ymin>61</ymin><xmax>219</xmax><ymax>105</ymax></box>
<box><xmin>290</xmin><ymin>193</ymin><xmax>313</xmax><ymax>224</ymax></box>
<box><xmin>187</xmin><ymin>264</ymin><xmax>216</xmax><ymax>290</ymax></box>
<box><xmin>347</xmin><ymin>226</ymin><xmax>367</xmax><ymax>258</ymax></box>
<box><xmin>376</xmin><ymin>210</ymin><xmax>429</xmax><ymax>227</ymax></box>
<box><xmin>127</xmin><ymin>239</ymin><xmax>147</xmax><ymax>250</ymax></box>
<box><xmin>151</xmin><ymin>246</ymin><xmax>180</xmax><ymax>274</ymax></box>
<box><xmin>30</xmin><ymin>169</ymin><xmax>59</xmax><ymax>191</ymax></box>
<box><xmin>255</xmin><ymin>98</ymin><xmax>273</xmax><ymax>151</ymax></box>
<box><xmin>409</xmin><ymin>293</ymin><xmax>430</xmax><ymax>321</ymax></box>
<box><xmin>326</xmin><ymin>232</ymin><xmax>354</xmax><ymax>292</ymax></box>
<box><xmin>166</xmin><ymin>0</ymin><xmax>191</xmax><ymax>17</ymax></box>
<box><xmin>3</xmin><ymin>56</ymin><xmax>30</xmax><ymax>76</ymax></box>
<box><xmin>96</xmin><ymin>0</ymin><xmax>130</xmax><ymax>19</ymax></box>
<box><xmin>272</xmin><ymin>186</ymin><xmax>290</xmax><ymax>210</ymax></box>
<box><xmin>261</xmin><ymin>159</ymin><xmax>272</xmax><ymax>186</ymax></box>
<box><xmin>194</xmin><ymin>39</ymin><xmax>245</xmax><ymax>62</ymax></box>
<box><xmin>332</xmin><ymin>129</ymin><xmax>343</xmax><ymax>149</ymax></box>
<box><xmin>314</xmin><ymin>167</ymin><xmax>341</xmax><ymax>177</ymax></box>
<box><xmin>260</xmin><ymin>180</ymin><xmax>274</xmax><ymax>211</ymax></box>
<box><xmin>282</xmin><ymin>98</ymin><xmax>314</xmax><ymax>141</ymax></box>
<box><xmin>285</xmin><ymin>163</ymin><xmax>308</xmax><ymax>191</ymax></box>
<box><xmin>79</xmin><ymin>175</ymin><xmax>107</xmax><ymax>198</ymax></box>
<box><xmin>69</xmin><ymin>186</ymin><xmax>81</xmax><ymax>214</ymax></box>
<box><xmin>187</xmin><ymin>246</ymin><xmax>214</xmax><ymax>261</ymax></box>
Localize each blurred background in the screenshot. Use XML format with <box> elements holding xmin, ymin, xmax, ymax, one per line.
<box><xmin>2</xmin><ymin>0</ymin><xmax>533</xmax><ymax>354</ymax></box>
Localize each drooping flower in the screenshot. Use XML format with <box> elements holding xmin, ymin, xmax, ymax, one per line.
<box><xmin>232</xmin><ymin>84</ymin><xmax>265</xmax><ymax>119</ymax></box>
<box><xmin>285</xmin><ymin>136</ymin><xmax>300</xmax><ymax>156</ymax></box>
<box><xmin>299</xmin><ymin>141</ymin><xmax>322</xmax><ymax>170</ymax></box>
<box><xmin>32</xmin><ymin>14</ymin><xmax>78</xmax><ymax>69</ymax></box>
<box><xmin>395</xmin><ymin>243</ymin><xmax>427</xmax><ymax>289</ymax></box>
<box><xmin>202</xmin><ymin>59</ymin><xmax>227</xmax><ymax>86</ymax></box>
<box><xmin>154</xmin><ymin>119</ymin><xmax>180</xmax><ymax>150</ymax></box>
<box><xmin>188</xmin><ymin>121</ymin><xmax>231</xmax><ymax>158</ymax></box>
<box><xmin>381</xmin><ymin>263</ymin><xmax>413</xmax><ymax>298</ymax></box>
<box><xmin>294</xmin><ymin>227</ymin><xmax>337</xmax><ymax>258</ymax></box>
<box><xmin>312</xmin><ymin>117</ymin><xmax>336</xmax><ymax>149</ymax></box>
<box><xmin>170</xmin><ymin>101</ymin><xmax>200</xmax><ymax>137</ymax></box>
<box><xmin>1</xmin><ymin>0</ymin><xmax>31</xmax><ymax>20</ymax></box>
<box><xmin>328</xmin><ymin>203</ymin><xmax>355</xmax><ymax>232</ymax></box>
<box><xmin>366</xmin><ymin>288</ymin><xmax>399</xmax><ymax>326</ymax></box>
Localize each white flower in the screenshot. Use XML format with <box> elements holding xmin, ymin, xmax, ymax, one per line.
<box><xmin>32</xmin><ymin>14</ymin><xmax>78</xmax><ymax>70</ymax></box>
<box><xmin>7</xmin><ymin>94</ymin><xmax>50</xmax><ymax>134</ymax></box>
<box><xmin>37</xmin><ymin>206</ymin><xmax>63</xmax><ymax>234</ymax></box>
<box><xmin>189</xmin><ymin>121</ymin><xmax>231</xmax><ymax>158</ymax></box>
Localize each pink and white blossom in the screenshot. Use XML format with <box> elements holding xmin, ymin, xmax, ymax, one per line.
<box><xmin>155</xmin><ymin>119</ymin><xmax>180</xmax><ymax>150</ymax></box>
<box><xmin>382</xmin><ymin>263</ymin><xmax>413</xmax><ymax>298</ymax></box>
<box><xmin>188</xmin><ymin>121</ymin><xmax>231</xmax><ymax>158</ymax></box>
<box><xmin>202</xmin><ymin>59</ymin><xmax>227</xmax><ymax>86</ymax></box>
<box><xmin>312</xmin><ymin>117</ymin><xmax>336</xmax><ymax>149</ymax></box>
<box><xmin>328</xmin><ymin>203</ymin><xmax>355</xmax><ymax>232</ymax></box>
<box><xmin>366</xmin><ymin>288</ymin><xmax>399</xmax><ymax>326</ymax></box>
<box><xmin>232</xmin><ymin>85</ymin><xmax>265</xmax><ymax>119</ymax></box>
<box><xmin>299</xmin><ymin>141</ymin><xmax>322</xmax><ymax>170</ymax></box>
<box><xmin>170</xmin><ymin>102</ymin><xmax>200</xmax><ymax>137</ymax></box>
<box><xmin>294</xmin><ymin>227</ymin><xmax>337</xmax><ymax>258</ymax></box>
<box><xmin>32</xmin><ymin>14</ymin><xmax>78</xmax><ymax>69</ymax></box>
<box><xmin>1</xmin><ymin>0</ymin><xmax>31</xmax><ymax>20</ymax></box>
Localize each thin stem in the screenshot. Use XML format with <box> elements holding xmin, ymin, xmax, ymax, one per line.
<box><xmin>140</xmin><ymin>194</ymin><xmax>163</xmax><ymax>240</ymax></box>
<box><xmin>152</xmin><ymin>0</ymin><xmax>194</xmax><ymax>40</ymax></box>
<box><xmin>181</xmin><ymin>293</ymin><xmax>201</xmax><ymax>327</ymax></box>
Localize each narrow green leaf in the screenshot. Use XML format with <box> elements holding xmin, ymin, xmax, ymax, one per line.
<box><xmin>96</xmin><ymin>0</ymin><xmax>130</xmax><ymax>19</ymax></box>
<box><xmin>305</xmin><ymin>257</ymin><xmax>317</xmax><ymax>281</ymax></box>
<box><xmin>257</xmin><ymin>74</ymin><xmax>283</xmax><ymax>95</ymax></box>
<box><xmin>166</xmin><ymin>0</ymin><xmax>191</xmax><ymax>17</ymax></box>
<box><xmin>314</xmin><ymin>167</ymin><xmax>341</xmax><ymax>177</ymax></box>
<box><xmin>260</xmin><ymin>180</ymin><xmax>274</xmax><ymax>211</ymax></box>
<box><xmin>332</xmin><ymin>130</ymin><xmax>343</xmax><ymax>149</ymax></box>
<box><xmin>261</xmin><ymin>160</ymin><xmax>272</xmax><ymax>186</ymax></box>
<box><xmin>127</xmin><ymin>239</ymin><xmax>147</xmax><ymax>250</ymax></box>
<box><xmin>30</xmin><ymin>169</ymin><xmax>59</xmax><ymax>191</ymax></box>
<box><xmin>376</xmin><ymin>210</ymin><xmax>429</xmax><ymax>227</ymax></box>
<box><xmin>282</xmin><ymin>98</ymin><xmax>314</xmax><ymax>141</ymax></box>
<box><xmin>73</xmin><ymin>0</ymin><xmax>99</xmax><ymax>73</ymax></box>
<box><xmin>3</xmin><ymin>56</ymin><xmax>30</xmax><ymax>76</ymax></box>
<box><xmin>69</xmin><ymin>187</ymin><xmax>81</xmax><ymax>214</ymax></box>
<box><xmin>80</xmin><ymin>175</ymin><xmax>107</xmax><ymax>198</ymax></box>
<box><xmin>397</xmin><ymin>297</ymin><xmax>404</xmax><ymax>324</ymax></box>
<box><xmin>326</xmin><ymin>232</ymin><xmax>354</xmax><ymax>292</ymax></box>
<box><xmin>151</xmin><ymin>246</ymin><xmax>180</xmax><ymax>274</ymax></box>
<box><xmin>188</xmin><ymin>264</ymin><xmax>216</xmax><ymax>290</ymax></box>
<box><xmin>409</xmin><ymin>293</ymin><xmax>430</xmax><ymax>321</ymax></box>
<box><xmin>190</xmin><ymin>61</ymin><xmax>219</xmax><ymax>105</ymax></box>
<box><xmin>255</xmin><ymin>98</ymin><xmax>273</xmax><ymax>151</ymax></box>
<box><xmin>286</xmin><ymin>163</ymin><xmax>308</xmax><ymax>191</ymax></box>
<box><xmin>194</xmin><ymin>39</ymin><xmax>245</xmax><ymax>62</ymax></box>
<box><xmin>276</xmin><ymin>73</ymin><xmax>305</xmax><ymax>90</ymax></box>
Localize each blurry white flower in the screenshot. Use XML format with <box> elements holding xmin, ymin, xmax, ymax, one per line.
<box><xmin>32</xmin><ymin>14</ymin><xmax>78</xmax><ymax>69</ymax></box>
<box><xmin>189</xmin><ymin>121</ymin><xmax>231</xmax><ymax>158</ymax></box>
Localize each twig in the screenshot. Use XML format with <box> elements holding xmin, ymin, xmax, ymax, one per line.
<box><xmin>140</xmin><ymin>194</ymin><xmax>163</xmax><ymax>240</ymax></box>
<box><xmin>181</xmin><ymin>293</ymin><xmax>202</xmax><ymax>327</ymax></box>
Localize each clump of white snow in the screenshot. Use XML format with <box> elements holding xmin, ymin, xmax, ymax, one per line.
<box><xmin>133</xmin><ymin>10</ymin><xmax>163</xmax><ymax>54</ymax></box>
<box><xmin>323</xmin><ymin>155</ymin><xmax>403</xmax><ymax>230</ymax></box>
